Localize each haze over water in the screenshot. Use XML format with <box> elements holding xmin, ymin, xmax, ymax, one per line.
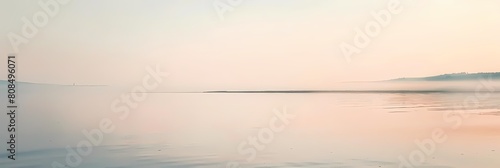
<box><xmin>1</xmin><ymin>1</ymin><xmax>500</xmax><ymax>167</ymax></box>
<box><xmin>1</xmin><ymin>81</ymin><xmax>499</xmax><ymax>168</ymax></box>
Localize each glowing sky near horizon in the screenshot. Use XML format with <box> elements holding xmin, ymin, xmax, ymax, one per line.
<box><xmin>0</xmin><ymin>0</ymin><xmax>499</xmax><ymax>90</ymax></box>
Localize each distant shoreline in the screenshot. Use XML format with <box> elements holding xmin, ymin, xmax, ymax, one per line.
<box><xmin>135</xmin><ymin>90</ymin><xmax>498</xmax><ymax>94</ymax></box>
<box><xmin>388</xmin><ymin>72</ymin><xmax>500</xmax><ymax>82</ymax></box>
<box><xmin>0</xmin><ymin>81</ymin><xmax>107</xmax><ymax>87</ymax></box>
<box><xmin>203</xmin><ymin>90</ymin><xmax>497</xmax><ymax>93</ymax></box>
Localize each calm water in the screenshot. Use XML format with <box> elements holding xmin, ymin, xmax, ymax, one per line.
<box><xmin>1</xmin><ymin>83</ymin><xmax>500</xmax><ymax>168</ymax></box>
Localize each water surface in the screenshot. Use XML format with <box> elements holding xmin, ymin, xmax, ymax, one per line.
<box><xmin>1</xmin><ymin>82</ymin><xmax>499</xmax><ymax>168</ymax></box>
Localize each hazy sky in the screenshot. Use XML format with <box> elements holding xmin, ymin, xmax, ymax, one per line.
<box><xmin>1</xmin><ymin>0</ymin><xmax>499</xmax><ymax>90</ymax></box>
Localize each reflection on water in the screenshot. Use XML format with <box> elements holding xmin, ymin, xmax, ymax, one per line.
<box><xmin>1</xmin><ymin>83</ymin><xmax>500</xmax><ymax>168</ymax></box>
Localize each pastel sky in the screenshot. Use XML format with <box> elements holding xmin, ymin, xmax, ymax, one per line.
<box><xmin>1</xmin><ymin>0</ymin><xmax>499</xmax><ymax>90</ymax></box>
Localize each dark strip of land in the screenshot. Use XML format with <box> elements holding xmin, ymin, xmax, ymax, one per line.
<box><xmin>196</xmin><ymin>90</ymin><xmax>494</xmax><ymax>93</ymax></box>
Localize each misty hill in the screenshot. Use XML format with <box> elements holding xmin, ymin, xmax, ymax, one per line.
<box><xmin>0</xmin><ymin>80</ymin><xmax>41</xmax><ymax>85</ymax></box>
<box><xmin>389</xmin><ymin>72</ymin><xmax>500</xmax><ymax>81</ymax></box>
